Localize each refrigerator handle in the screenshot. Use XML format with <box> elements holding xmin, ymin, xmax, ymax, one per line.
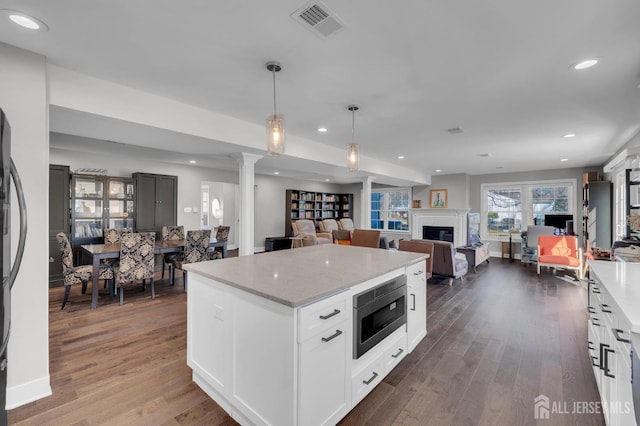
<box><xmin>8</xmin><ymin>158</ymin><xmax>27</xmax><ymax>290</ymax></box>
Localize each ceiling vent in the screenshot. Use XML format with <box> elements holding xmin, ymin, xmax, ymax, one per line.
<box><xmin>291</xmin><ymin>1</ymin><xmax>345</xmax><ymax>39</ymax></box>
<box><xmin>447</xmin><ymin>127</ymin><xmax>464</xmax><ymax>134</ymax></box>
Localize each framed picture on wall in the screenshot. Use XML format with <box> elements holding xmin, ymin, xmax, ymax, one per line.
<box><xmin>429</xmin><ymin>189</ymin><xmax>448</xmax><ymax>208</ymax></box>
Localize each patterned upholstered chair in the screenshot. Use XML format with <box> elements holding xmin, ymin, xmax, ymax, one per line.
<box><xmin>104</xmin><ymin>227</ymin><xmax>133</xmax><ymax>244</ymax></box>
<box><xmin>211</xmin><ymin>225</ymin><xmax>230</xmax><ymax>259</ymax></box>
<box><xmin>169</xmin><ymin>230</ymin><xmax>213</xmax><ymax>289</ymax></box>
<box><xmin>116</xmin><ymin>232</ymin><xmax>156</xmax><ymax>305</ymax></box>
<box><xmin>56</xmin><ymin>232</ymin><xmax>114</xmax><ymax>310</ymax></box>
<box><xmin>102</xmin><ymin>227</ymin><xmax>133</xmax><ymax>269</ymax></box>
<box><xmin>161</xmin><ymin>225</ymin><xmax>185</xmax><ymax>279</ymax></box>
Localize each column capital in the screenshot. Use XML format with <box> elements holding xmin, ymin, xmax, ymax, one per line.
<box><xmin>362</xmin><ymin>175</ymin><xmax>376</xmax><ymax>185</ymax></box>
<box><xmin>231</xmin><ymin>152</ymin><xmax>263</xmax><ymax>166</ymax></box>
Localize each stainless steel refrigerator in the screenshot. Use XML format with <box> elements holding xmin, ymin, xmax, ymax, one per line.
<box><xmin>0</xmin><ymin>107</ymin><xmax>28</xmax><ymax>422</ymax></box>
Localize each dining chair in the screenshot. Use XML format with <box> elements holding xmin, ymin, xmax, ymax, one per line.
<box><xmin>104</xmin><ymin>227</ymin><xmax>133</xmax><ymax>244</ymax></box>
<box><xmin>161</xmin><ymin>225</ymin><xmax>185</xmax><ymax>279</ymax></box>
<box><xmin>56</xmin><ymin>232</ymin><xmax>114</xmax><ymax>310</ymax></box>
<box><xmin>350</xmin><ymin>229</ymin><xmax>381</xmax><ymax>248</ymax></box>
<box><xmin>116</xmin><ymin>232</ymin><xmax>156</xmax><ymax>305</ymax></box>
<box><xmin>169</xmin><ymin>229</ymin><xmax>213</xmax><ymax>290</ymax></box>
<box><xmin>211</xmin><ymin>225</ymin><xmax>230</xmax><ymax>258</ymax></box>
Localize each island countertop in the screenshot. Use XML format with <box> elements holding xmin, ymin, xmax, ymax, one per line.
<box><xmin>184</xmin><ymin>244</ymin><xmax>426</xmax><ymax>307</ymax></box>
<box><xmin>588</xmin><ymin>260</ymin><xmax>640</xmax><ymax>332</ymax></box>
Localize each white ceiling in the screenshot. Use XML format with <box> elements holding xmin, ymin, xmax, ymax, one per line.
<box><xmin>2</xmin><ymin>0</ymin><xmax>640</xmax><ymax>183</ymax></box>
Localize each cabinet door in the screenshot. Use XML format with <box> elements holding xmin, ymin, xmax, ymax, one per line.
<box><xmin>49</xmin><ymin>165</ymin><xmax>70</xmax><ymax>284</ymax></box>
<box><xmin>155</xmin><ymin>175</ymin><xmax>177</xmax><ymax>226</ymax></box>
<box><xmin>299</xmin><ymin>320</ymin><xmax>350</xmax><ymax>426</ymax></box>
<box><xmin>134</xmin><ymin>174</ymin><xmax>157</xmax><ymax>231</ymax></box>
<box><xmin>407</xmin><ymin>263</ymin><xmax>427</xmax><ymax>352</ymax></box>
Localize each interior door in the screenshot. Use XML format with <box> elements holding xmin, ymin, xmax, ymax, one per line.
<box><xmin>155</xmin><ymin>175</ymin><xmax>177</xmax><ymax>227</ymax></box>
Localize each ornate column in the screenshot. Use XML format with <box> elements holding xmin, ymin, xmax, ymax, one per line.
<box><xmin>360</xmin><ymin>176</ymin><xmax>375</xmax><ymax>229</ymax></box>
<box><xmin>232</xmin><ymin>153</ymin><xmax>263</xmax><ymax>256</ymax></box>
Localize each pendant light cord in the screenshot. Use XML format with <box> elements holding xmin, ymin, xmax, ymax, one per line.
<box><xmin>351</xmin><ymin>109</ymin><xmax>355</xmax><ymax>141</ymax></box>
<box><xmin>272</xmin><ymin>69</ymin><xmax>277</xmax><ymax>115</ymax></box>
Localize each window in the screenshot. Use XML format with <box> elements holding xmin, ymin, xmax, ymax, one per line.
<box><xmin>371</xmin><ymin>189</ymin><xmax>411</xmax><ymax>231</ymax></box>
<box><xmin>482</xmin><ymin>179</ymin><xmax>575</xmax><ymax>238</ymax></box>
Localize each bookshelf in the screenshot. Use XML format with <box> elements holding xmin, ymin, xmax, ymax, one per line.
<box><xmin>285</xmin><ymin>189</ymin><xmax>353</xmax><ymax>236</ymax></box>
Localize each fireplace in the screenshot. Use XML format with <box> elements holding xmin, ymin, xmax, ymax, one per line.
<box><xmin>422</xmin><ymin>226</ymin><xmax>454</xmax><ymax>243</ymax></box>
<box><xmin>411</xmin><ymin>208</ymin><xmax>470</xmax><ymax>247</ymax></box>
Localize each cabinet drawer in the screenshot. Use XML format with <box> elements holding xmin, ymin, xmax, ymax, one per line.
<box><xmin>352</xmin><ymin>355</ymin><xmax>384</xmax><ymax>406</ymax></box>
<box><xmin>299</xmin><ymin>291</ymin><xmax>349</xmax><ymax>342</ymax></box>
<box><xmin>407</xmin><ymin>261</ymin><xmax>425</xmax><ymax>278</ymax></box>
<box><xmin>383</xmin><ymin>331</ymin><xmax>407</xmax><ymax>374</ymax></box>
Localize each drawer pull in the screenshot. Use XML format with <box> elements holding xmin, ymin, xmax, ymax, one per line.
<box><xmin>410</xmin><ymin>294</ymin><xmax>416</xmax><ymax>311</ymax></box>
<box><xmin>413</xmin><ymin>270</ymin><xmax>423</xmax><ymax>275</ymax></box>
<box><xmin>587</xmin><ymin>306</ymin><xmax>596</xmax><ymax>314</ymax></box>
<box><xmin>601</xmin><ymin>304</ymin><xmax>612</xmax><ymax>314</ymax></box>
<box><xmin>321</xmin><ymin>330</ymin><xmax>342</xmax><ymax>343</ymax></box>
<box><xmin>603</xmin><ymin>348</ymin><xmax>615</xmax><ymax>378</ymax></box>
<box><xmin>391</xmin><ymin>348</ymin><xmax>404</xmax><ymax>359</ymax></box>
<box><xmin>362</xmin><ymin>371</ymin><xmax>379</xmax><ymax>385</ymax></box>
<box><xmin>592</xmin><ymin>287</ymin><xmax>601</xmax><ymax>294</ymax></box>
<box><xmin>591</xmin><ymin>355</ymin><xmax>599</xmax><ymax>367</ymax></box>
<box><xmin>613</xmin><ymin>328</ymin><xmax>631</xmax><ymax>344</ymax></box>
<box><xmin>319</xmin><ymin>309</ymin><xmax>341</xmax><ymax>320</ymax></box>
<box><xmin>588</xmin><ymin>341</ymin><xmax>595</xmax><ymax>350</ymax></box>
<box><xmin>592</xmin><ymin>318</ymin><xmax>600</xmax><ymax>327</ymax></box>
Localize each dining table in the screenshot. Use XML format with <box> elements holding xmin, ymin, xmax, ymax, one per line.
<box><xmin>80</xmin><ymin>239</ymin><xmax>227</xmax><ymax>309</ymax></box>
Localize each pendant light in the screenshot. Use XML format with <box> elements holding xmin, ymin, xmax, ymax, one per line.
<box><xmin>347</xmin><ymin>104</ymin><xmax>359</xmax><ymax>172</ymax></box>
<box><xmin>265</xmin><ymin>60</ymin><xmax>285</xmax><ymax>155</ymax></box>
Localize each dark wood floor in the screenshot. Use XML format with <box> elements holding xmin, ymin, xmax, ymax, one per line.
<box><xmin>9</xmin><ymin>257</ymin><xmax>603</xmax><ymax>425</ymax></box>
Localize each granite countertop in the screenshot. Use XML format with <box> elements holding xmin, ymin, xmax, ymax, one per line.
<box><xmin>588</xmin><ymin>260</ymin><xmax>640</xmax><ymax>333</ymax></box>
<box><xmin>184</xmin><ymin>244</ymin><xmax>426</xmax><ymax>308</ymax></box>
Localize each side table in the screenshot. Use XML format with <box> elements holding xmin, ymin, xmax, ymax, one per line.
<box><xmin>456</xmin><ymin>243</ymin><xmax>490</xmax><ymax>272</ymax></box>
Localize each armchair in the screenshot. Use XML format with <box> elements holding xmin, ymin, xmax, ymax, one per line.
<box><xmin>537</xmin><ymin>235</ymin><xmax>583</xmax><ymax>279</ymax></box>
<box><xmin>422</xmin><ymin>239</ymin><xmax>468</xmax><ymax>286</ymax></box>
<box><xmin>338</xmin><ymin>218</ymin><xmax>354</xmax><ymax>232</ymax></box>
<box><xmin>318</xmin><ymin>219</ymin><xmax>339</xmax><ymax>234</ymax></box>
<box><xmin>291</xmin><ymin>220</ymin><xmax>332</xmax><ymax>246</ymax></box>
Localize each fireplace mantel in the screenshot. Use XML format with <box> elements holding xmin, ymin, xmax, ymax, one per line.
<box><xmin>411</xmin><ymin>208</ymin><xmax>470</xmax><ymax>247</ymax></box>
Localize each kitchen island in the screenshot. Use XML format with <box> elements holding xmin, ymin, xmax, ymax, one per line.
<box><xmin>184</xmin><ymin>244</ymin><xmax>427</xmax><ymax>426</ymax></box>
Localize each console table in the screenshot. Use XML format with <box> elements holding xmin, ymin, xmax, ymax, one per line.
<box><xmin>456</xmin><ymin>243</ymin><xmax>490</xmax><ymax>272</ymax></box>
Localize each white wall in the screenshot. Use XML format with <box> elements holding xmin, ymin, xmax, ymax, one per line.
<box><xmin>254</xmin><ymin>175</ymin><xmax>350</xmax><ymax>250</ymax></box>
<box><xmin>1</xmin><ymin>43</ymin><xmax>51</xmax><ymax>408</ymax></box>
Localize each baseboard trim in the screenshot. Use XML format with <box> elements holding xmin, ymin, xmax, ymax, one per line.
<box><xmin>6</xmin><ymin>375</ymin><xmax>52</xmax><ymax>409</ymax></box>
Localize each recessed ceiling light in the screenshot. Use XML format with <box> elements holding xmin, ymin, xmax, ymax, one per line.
<box><xmin>2</xmin><ymin>10</ymin><xmax>48</xmax><ymax>31</ymax></box>
<box><xmin>189</xmin><ymin>160</ymin><xmax>197</xmax><ymax>164</ymax></box>
<box><xmin>563</xmin><ymin>133</ymin><xmax>576</xmax><ymax>138</ymax></box>
<box><xmin>273</xmin><ymin>171</ymin><xmax>280</xmax><ymax>175</ymax></box>
<box><xmin>496</xmin><ymin>166</ymin><xmax>504</xmax><ymax>169</ymax></box>
<box><xmin>478</xmin><ymin>153</ymin><xmax>490</xmax><ymax>157</ymax></box>
<box><xmin>397</xmin><ymin>155</ymin><xmax>405</xmax><ymax>159</ymax></box>
<box><xmin>572</xmin><ymin>59</ymin><xmax>598</xmax><ymax>70</ymax></box>
<box><xmin>325</xmin><ymin>178</ymin><xmax>330</xmax><ymax>182</ymax></box>
<box><xmin>317</xmin><ymin>127</ymin><xmax>327</xmax><ymax>133</ymax></box>
<box><xmin>560</xmin><ymin>158</ymin><xmax>569</xmax><ymax>162</ymax></box>
<box><xmin>435</xmin><ymin>169</ymin><xmax>442</xmax><ymax>173</ymax></box>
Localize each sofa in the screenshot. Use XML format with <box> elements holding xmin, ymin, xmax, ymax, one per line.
<box><xmin>420</xmin><ymin>239</ymin><xmax>468</xmax><ymax>286</ymax></box>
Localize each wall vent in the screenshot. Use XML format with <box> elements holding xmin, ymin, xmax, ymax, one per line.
<box><xmin>74</xmin><ymin>168</ymin><xmax>108</xmax><ymax>175</ymax></box>
<box><xmin>291</xmin><ymin>1</ymin><xmax>345</xmax><ymax>39</ymax></box>
<box><xmin>447</xmin><ymin>127</ymin><xmax>464</xmax><ymax>134</ymax></box>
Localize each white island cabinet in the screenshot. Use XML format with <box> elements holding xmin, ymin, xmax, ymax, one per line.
<box><xmin>587</xmin><ymin>260</ymin><xmax>640</xmax><ymax>426</ymax></box>
<box><xmin>184</xmin><ymin>244</ymin><xmax>427</xmax><ymax>426</ymax></box>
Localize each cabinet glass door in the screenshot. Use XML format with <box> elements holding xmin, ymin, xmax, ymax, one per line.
<box><xmin>74</xmin><ymin>177</ymin><xmax>103</xmax><ymax>198</ymax></box>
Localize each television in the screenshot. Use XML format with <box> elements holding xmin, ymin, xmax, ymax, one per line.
<box><xmin>467</xmin><ymin>212</ymin><xmax>481</xmax><ymax>246</ymax></box>
<box><xmin>544</xmin><ymin>214</ymin><xmax>573</xmax><ymax>230</ymax></box>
